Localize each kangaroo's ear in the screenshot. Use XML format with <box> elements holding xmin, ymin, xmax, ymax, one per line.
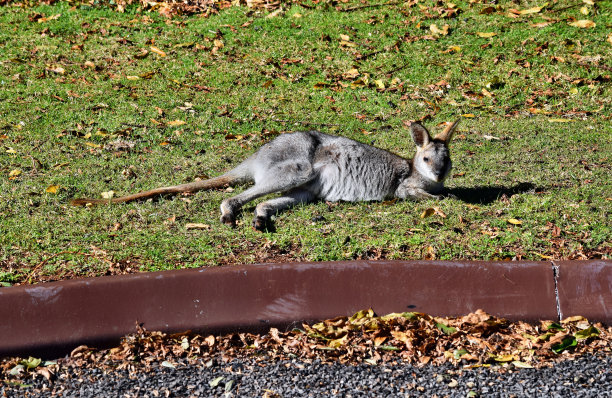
<box><xmin>434</xmin><ymin>119</ymin><xmax>460</xmax><ymax>144</ymax></box>
<box><xmin>410</xmin><ymin>122</ymin><xmax>431</xmax><ymax>148</ymax></box>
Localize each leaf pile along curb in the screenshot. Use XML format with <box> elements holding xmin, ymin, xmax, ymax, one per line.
<box><xmin>2</xmin><ymin>310</ymin><xmax>610</xmax><ymax>383</ymax></box>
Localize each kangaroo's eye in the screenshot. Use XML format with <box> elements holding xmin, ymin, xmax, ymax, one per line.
<box><xmin>423</xmin><ymin>157</ymin><xmax>430</xmax><ymax>162</ymax></box>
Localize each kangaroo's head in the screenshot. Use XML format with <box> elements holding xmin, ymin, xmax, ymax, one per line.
<box><xmin>410</xmin><ymin>120</ymin><xmax>459</xmax><ymax>183</ymax></box>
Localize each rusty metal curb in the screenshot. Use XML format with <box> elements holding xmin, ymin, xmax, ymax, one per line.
<box><xmin>0</xmin><ymin>260</ymin><xmax>610</xmax><ymax>358</ymax></box>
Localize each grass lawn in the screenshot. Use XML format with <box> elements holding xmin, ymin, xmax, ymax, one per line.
<box><xmin>0</xmin><ymin>0</ymin><xmax>610</xmax><ymax>285</ymax></box>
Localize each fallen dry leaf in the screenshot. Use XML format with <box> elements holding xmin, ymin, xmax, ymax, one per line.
<box><xmin>167</xmin><ymin>120</ymin><xmax>186</xmax><ymax>127</ymax></box>
<box><xmin>548</xmin><ymin>118</ymin><xmax>574</xmax><ymax>123</ymax></box>
<box><xmin>47</xmin><ymin>66</ymin><xmax>65</xmax><ymax>74</ymax></box>
<box><xmin>511</xmin><ymin>3</ymin><xmax>548</xmax><ymax>15</ymax></box>
<box><xmin>185</xmin><ymin>223</ymin><xmax>211</xmax><ymax>230</ymax></box>
<box><xmin>134</xmin><ymin>49</ymin><xmax>149</xmax><ymax>59</ymax></box>
<box><xmin>421</xmin><ymin>208</ymin><xmax>436</xmax><ymax>218</ymax></box>
<box><xmin>342</xmin><ymin>68</ymin><xmax>360</xmax><ymax>80</ymax></box>
<box><xmin>45</xmin><ymin>185</ymin><xmax>60</xmax><ymax>194</ymax></box>
<box><xmin>569</xmin><ymin>19</ymin><xmax>596</xmax><ymax>28</ymax></box>
<box><xmin>150</xmin><ymin>46</ymin><xmax>166</xmax><ymax>57</ymax></box>
<box><xmin>430</xmin><ymin>24</ymin><xmax>449</xmax><ymax>36</ymax></box>
<box><xmin>441</xmin><ymin>45</ymin><xmax>461</xmax><ymax>54</ymax></box>
<box><xmin>476</xmin><ymin>32</ymin><xmax>497</xmax><ymax>38</ymax></box>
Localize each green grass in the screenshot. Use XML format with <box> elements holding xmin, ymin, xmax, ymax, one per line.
<box><xmin>0</xmin><ymin>0</ymin><xmax>610</xmax><ymax>284</ymax></box>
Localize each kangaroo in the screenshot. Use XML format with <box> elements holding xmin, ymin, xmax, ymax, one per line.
<box><xmin>71</xmin><ymin>120</ymin><xmax>459</xmax><ymax>230</ymax></box>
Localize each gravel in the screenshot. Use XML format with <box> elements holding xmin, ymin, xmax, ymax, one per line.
<box><xmin>3</xmin><ymin>355</ymin><xmax>611</xmax><ymax>397</ymax></box>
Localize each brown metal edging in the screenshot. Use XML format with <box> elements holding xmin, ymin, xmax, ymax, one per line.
<box><xmin>1</xmin><ymin>260</ymin><xmax>609</xmax><ymax>359</ymax></box>
<box><xmin>553</xmin><ymin>259</ymin><xmax>612</xmax><ymax>323</ymax></box>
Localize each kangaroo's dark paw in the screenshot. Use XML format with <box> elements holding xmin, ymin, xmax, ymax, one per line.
<box><xmin>220</xmin><ymin>213</ymin><xmax>237</xmax><ymax>228</ymax></box>
<box><xmin>253</xmin><ymin>216</ymin><xmax>275</xmax><ymax>232</ymax></box>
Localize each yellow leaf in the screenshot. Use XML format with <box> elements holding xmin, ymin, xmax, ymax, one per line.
<box><xmin>126</xmin><ymin>75</ymin><xmax>139</xmax><ymax>80</ymax></box>
<box><xmin>342</xmin><ymin>68</ymin><xmax>360</xmax><ymax>80</ymax></box>
<box><xmin>84</xmin><ymin>142</ymin><xmax>101</xmax><ymax>148</ymax></box>
<box><xmin>6</xmin><ymin>147</ymin><xmax>17</xmax><ymax>154</ymax></box>
<box><xmin>101</xmin><ymin>190</ymin><xmax>115</xmax><ymax>199</ymax></box>
<box><xmin>580</xmin><ymin>6</ymin><xmax>589</xmax><ymax>15</ymax></box>
<box><xmin>548</xmin><ymin>118</ymin><xmax>574</xmax><ymax>123</ymax></box>
<box><xmin>224</xmin><ymin>134</ymin><xmax>244</xmax><ymax>141</ymax></box>
<box><xmin>493</xmin><ymin>354</ymin><xmax>517</xmax><ymax>362</ymax></box>
<box><xmin>185</xmin><ymin>223</ymin><xmax>211</xmax><ymax>230</ymax></box>
<box><xmin>174</xmin><ymin>42</ymin><xmax>195</xmax><ymax>48</ymax></box>
<box><xmin>441</xmin><ymin>45</ymin><xmax>462</xmax><ymax>54</ymax></box>
<box><xmin>339</xmin><ymin>34</ymin><xmax>350</xmax><ymax>41</ymax></box>
<box><xmin>569</xmin><ymin>19</ymin><xmax>596</xmax><ymax>28</ymax></box>
<box><xmin>139</xmin><ymin>71</ymin><xmax>155</xmax><ymax>79</ymax></box>
<box><xmin>150</xmin><ymin>46</ymin><xmax>166</xmax><ymax>57</ymax></box>
<box><xmin>461</xmin><ymin>114</ymin><xmax>475</xmax><ymax>118</ymax></box>
<box><xmin>582</xmin><ymin>0</ymin><xmax>594</xmax><ymax>4</ymax></box>
<box><xmin>421</xmin><ymin>208</ymin><xmax>435</xmax><ymax>218</ymax></box>
<box><xmin>518</xmin><ymin>3</ymin><xmax>547</xmax><ymax>14</ymax></box>
<box><xmin>430</xmin><ymin>24</ymin><xmax>449</xmax><ymax>36</ymax></box>
<box><xmin>476</xmin><ymin>32</ymin><xmax>497</xmax><ymax>38</ymax></box>
<box><xmin>507</xmin><ymin>218</ymin><xmax>522</xmax><ymax>225</ymax></box>
<box><xmin>534</xmin><ymin>252</ymin><xmax>553</xmax><ymax>260</ymax></box>
<box><xmin>46</xmin><ymin>185</ymin><xmax>60</xmax><ymax>194</ymax></box>
<box><xmin>351</xmin><ymin>75</ymin><xmax>369</xmax><ymax>88</ymax></box>
<box><xmin>340</xmin><ymin>40</ymin><xmax>356</xmax><ymax>48</ymax></box>
<box><xmin>9</xmin><ymin>169</ymin><xmax>21</xmax><ymax>177</ymax></box>
<box><xmin>608</xmin><ymin>34</ymin><xmax>612</xmax><ymax>45</ymax></box>
<box><xmin>374</xmin><ymin>79</ymin><xmax>385</xmax><ymax>89</ymax></box>
<box><xmin>167</xmin><ymin>120</ymin><xmax>186</xmax><ymax>127</ymax></box>
<box><xmin>328</xmin><ymin>334</ymin><xmax>349</xmax><ymax>348</ymax></box>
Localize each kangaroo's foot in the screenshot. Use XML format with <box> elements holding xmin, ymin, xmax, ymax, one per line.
<box><xmin>220</xmin><ymin>200</ymin><xmax>238</xmax><ymax>227</ymax></box>
<box><xmin>252</xmin><ymin>215</ymin><xmax>275</xmax><ymax>232</ymax></box>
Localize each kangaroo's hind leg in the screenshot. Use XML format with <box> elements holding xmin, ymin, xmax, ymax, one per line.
<box><xmin>253</xmin><ymin>189</ymin><xmax>315</xmax><ymax>231</ymax></box>
<box><xmin>219</xmin><ymin>160</ymin><xmax>315</xmax><ymax>227</ymax></box>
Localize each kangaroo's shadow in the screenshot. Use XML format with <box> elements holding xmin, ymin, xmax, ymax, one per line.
<box><xmin>446</xmin><ymin>182</ymin><xmax>538</xmax><ymax>205</ymax></box>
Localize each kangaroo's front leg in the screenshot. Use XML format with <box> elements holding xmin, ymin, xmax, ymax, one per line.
<box><xmin>396</xmin><ymin>185</ymin><xmax>442</xmax><ymax>201</ymax></box>
<box><xmin>253</xmin><ymin>189</ymin><xmax>315</xmax><ymax>231</ymax></box>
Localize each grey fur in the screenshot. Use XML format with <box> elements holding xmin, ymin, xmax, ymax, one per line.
<box><xmin>218</xmin><ymin>121</ymin><xmax>459</xmax><ymax>230</ymax></box>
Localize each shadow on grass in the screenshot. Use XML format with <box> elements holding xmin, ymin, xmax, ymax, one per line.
<box><xmin>447</xmin><ymin>182</ymin><xmax>538</xmax><ymax>205</ymax></box>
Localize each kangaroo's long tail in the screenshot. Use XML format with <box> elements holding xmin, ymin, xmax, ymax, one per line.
<box><xmin>70</xmin><ymin>175</ymin><xmax>237</xmax><ymax>206</ymax></box>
